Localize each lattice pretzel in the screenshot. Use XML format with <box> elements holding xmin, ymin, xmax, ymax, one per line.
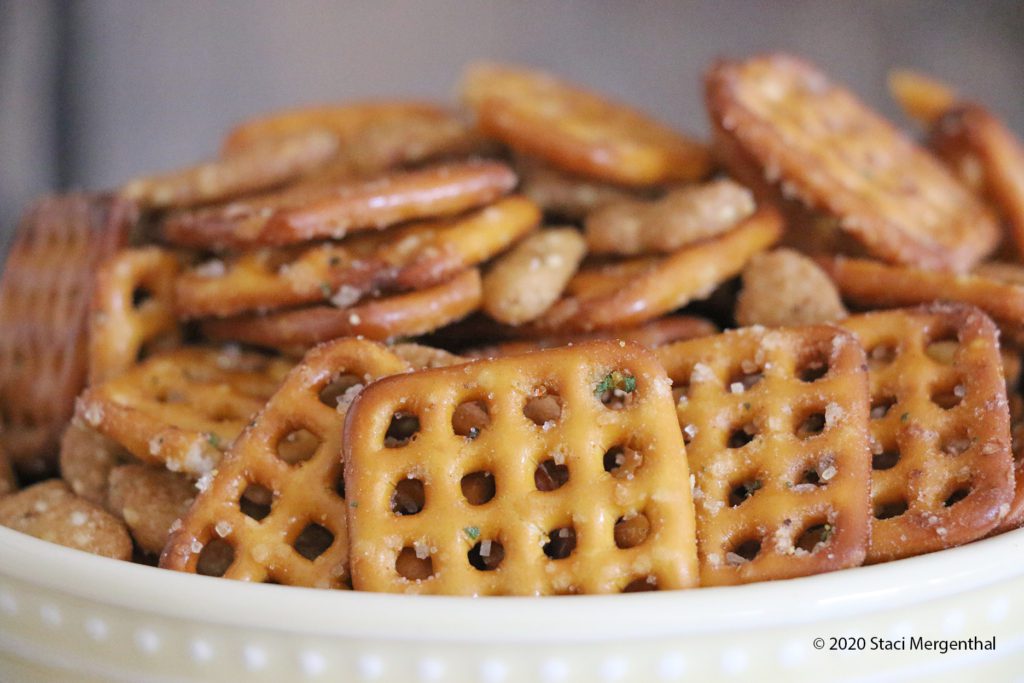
<box><xmin>89</xmin><ymin>247</ymin><xmax>182</xmax><ymax>384</ymax></box>
<box><xmin>343</xmin><ymin>341</ymin><xmax>699</xmax><ymax>595</ymax></box>
<box><xmin>175</xmin><ymin>196</ymin><xmax>539</xmax><ymax>318</ymax></box>
<box><xmin>840</xmin><ymin>304</ymin><xmax>1014</xmax><ymax>562</ymax></box>
<box><xmin>655</xmin><ymin>325</ymin><xmax>872</xmax><ymax>585</ymax></box>
<box><xmin>706</xmin><ymin>53</ymin><xmax>998</xmax><ymax>271</ymax></box>
<box><xmin>0</xmin><ymin>193</ymin><xmax>135</xmax><ymax>476</ymax></box>
<box><xmin>78</xmin><ymin>347</ymin><xmax>293</xmax><ymax>476</ymax></box>
<box><xmin>161</xmin><ymin>338</ymin><xmax>410</xmax><ymax>588</ymax></box>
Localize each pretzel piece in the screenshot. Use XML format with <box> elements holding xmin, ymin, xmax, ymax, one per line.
<box><xmin>108</xmin><ymin>464</ymin><xmax>195</xmax><ymax>556</ymax></box>
<box><xmin>887</xmin><ymin>69</ymin><xmax>958</xmax><ymax>127</ymax></box>
<box><xmin>820</xmin><ymin>256</ymin><xmax>1024</xmax><ymax>345</ymax></box>
<box><xmin>89</xmin><ymin>247</ymin><xmax>182</xmax><ymax>384</ymax></box>
<box><xmin>59</xmin><ymin>418</ymin><xmax>130</xmax><ymax>506</ymax></box>
<box><xmin>706</xmin><ymin>54</ymin><xmax>998</xmax><ymax>271</ymax></box>
<box><xmin>389</xmin><ymin>343</ymin><xmax>467</xmax><ymax>370</ymax></box>
<box><xmin>462</xmin><ymin>63</ymin><xmax>710</xmax><ymax>186</ymax></box>
<box><xmin>175</xmin><ymin>196</ymin><xmax>538</xmax><ymax>318</ymax></box>
<box><xmin>585</xmin><ymin>179</ymin><xmax>756</xmax><ymax>256</ymax></box>
<box><xmin>840</xmin><ymin>304</ymin><xmax>1013</xmax><ymax>561</ymax></box>
<box><xmin>735</xmin><ymin>249</ymin><xmax>846</xmax><ymax>327</ymax></box>
<box><xmin>0</xmin><ymin>193</ymin><xmax>135</xmax><ymax>476</ymax></box>
<box><xmin>161</xmin><ymin>338</ymin><xmax>410</xmax><ymax>588</ymax></box>
<box><xmin>78</xmin><ymin>347</ymin><xmax>293</xmax><ymax>476</ymax></box>
<box><xmin>1002</xmin><ymin>390</ymin><xmax>1024</xmax><ymax>531</ymax></box>
<box><xmin>482</xmin><ymin>228</ymin><xmax>586</xmax><ymax>325</ymax></box>
<box><xmin>0</xmin><ymin>480</ymin><xmax>132</xmax><ymax>560</ymax></box>
<box><xmin>530</xmin><ymin>207</ymin><xmax>783</xmax><ymax>333</ymax></box>
<box><xmin>202</xmin><ymin>268</ymin><xmax>483</xmax><ymax>350</ymax></box>
<box><xmin>656</xmin><ymin>325</ymin><xmax>871</xmax><ymax>585</ymax></box>
<box><xmin>121</xmin><ymin>130</ymin><xmax>339</xmax><ymax>210</ymax></box>
<box><xmin>162</xmin><ymin>161</ymin><xmax>517</xmax><ymax>250</ymax></box>
<box><xmin>344</xmin><ymin>341</ymin><xmax>699</xmax><ymax>594</ymax></box>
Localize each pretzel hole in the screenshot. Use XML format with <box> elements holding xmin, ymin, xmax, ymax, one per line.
<box><xmin>728</xmin><ymin>477</ymin><xmax>763</xmax><ymax>507</ymax></box>
<box><xmin>872</xmin><ymin>449</ymin><xmax>900</xmax><ymax>471</ymax></box>
<box><xmin>931</xmin><ymin>381</ymin><xmax>965</xmax><ymax>410</ymax></box>
<box><xmin>726</xmin><ymin>537</ymin><xmax>761</xmax><ymax>565</ymax></box>
<box><xmin>867</xmin><ymin>341</ymin><xmax>898</xmax><ymax>368</ymax></box>
<box><xmin>334</xmin><ymin>471</ymin><xmax>345</xmax><ymax>500</ymax></box>
<box><xmin>543</xmin><ymin>526</ymin><xmax>577</xmax><ymax>559</ymax></box>
<box><xmin>622</xmin><ymin>576</ymin><xmax>659</xmax><ymax>592</ymax></box>
<box><xmin>535</xmin><ymin>458</ymin><xmax>569</xmax><ymax>491</ymax></box>
<box><xmin>196</xmin><ymin>538</ymin><xmax>235</xmax><ymax>576</ymax></box>
<box><xmin>597</xmin><ymin>370</ymin><xmax>637</xmax><ymax>410</ymax></box>
<box><xmin>925</xmin><ymin>328</ymin><xmax>959</xmax><ymax>364</ymax></box>
<box><xmin>874</xmin><ymin>498</ymin><xmax>909</xmax><ymax>520</ymax></box>
<box><xmin>523</xmin><ymin>392</ymin><xmax>562</xmax><ymax>427</ymax></box>
<box><xmin>795</xmin><ymin>521</ymin><xmax>833</xmax><ymax>553</ymax></box>
<box><xmin>131</xmin><ymin>285</ymin><xmax>154</xmax><ymax>309</ymax></box>
<box><xmin>276</xmin><ymin>428</ymin><xmax>321</xmax><ymax>464</ymax></box>
<box><xmin>943</xmin><ymin>484</ymin><xmax>972</xmax><ymax>508</ymax></box>
<box><xmin>396</xmin><ymin>546</ymin><xmax>434</xmax><ymax>581</ymax></box>
<box><xmin>795</xmin><ymin>410</ymin><xmax>826</xmax><ymax>439</ymax></box>
<box><xmin>384</xmin><ymin>412</ymin><xmax>420</xmax><ymax>448</ymax></box>
<box><xmin>726</xmin><ymin>423</ymin><xmax>757</xmax><ymax>449</ymax></box>
<box><xmin>293</xmin><ymin>523</ymin><xmax>334</xmax><ymax>561</ymax></box>
<box><xmin>870</xmin><ymin>395</ymin><xmax>897</xmax><ymax>419</ymax></box>
<box><xmin>727</xmin><ymin>361</ymin><xmax>763</xmax><ymax>391</ymax></box>
<box><xmin>453</xmin><ymin>400</ymin><xmax>490</xmax><ymax>439</ymax></box>
<box><xmin>461</xmin><ymin>471</ymin><xmax>495</xmax><ymax>504</ymax></box>
<box><xmin>603</xmin><ymin>444</ymin><xmax>643</xmax><ymax>479</ymax></box>
<box><xmin>468</xmin><ymin>539</ymin><xmax>505</xmax><ymax>571</ymax></box>
<box><xmin>318</xmin><ymin>372</ymin><xmax>361</xmax><ymax>409</ymax></box>
<box><xmin>795</xmin><ymin>345</ymin><xmax>830</xmax><ymax>383</ymax></box>
<box><xmin>391</xmin><ymin>477</ymin><xmax>425</xmax><ymax>515</ymax></box>
<box><xmin>239</xmin><ymin>483</ymin><xmax>273</xmax><ymax>521</ymax></box>
<box><xmin>614</xmin><ymin>513</ymin><xmax>651</xmax><ymax>549</ymax></box>
<box><xmin>941</xmin><ymin>430</ymin><xmax>972</xmax><ymax>456</ymax></box>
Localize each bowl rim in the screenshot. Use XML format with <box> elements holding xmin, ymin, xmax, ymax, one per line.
<box><xmin>1</xmin><ymin>524</ymin><xmax>1021</xmax><ymax>642</ymax></box>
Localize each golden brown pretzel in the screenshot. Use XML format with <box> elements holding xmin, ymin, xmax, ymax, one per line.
<box><xmin>840</xmin><ymin>305</ymin><xmax>1013</xmax><ymax>561</ymax></box>
<box><xmin>462</xmin><ymin>63</ymin><xmax>710</xmax><ymax>187</ymax></box>
<box><xmin>161</xmin><ymin>338</ymin><xmax>410</xmax><ymax>588</ymax></box>
<box><xmin>656</xmin><ymin>325</ymin><xmax>872</xmax><ymax>585</ymax></box>
<box><xmin>161</xmin><ymin>161</ymin><xmax>517</xmax><ymax>250</ymax></box>
<box><xmin>201</xmin><ymin>268</ymin><xmax>483</xmax><ymax>350</ymax></box>
<box><xmin>343</xmin><ymin>341</ymin><xmax>699</xmax><ymax>594</ymax></box>
<box><xmin>88</xmin><ymin>247</ymin><xmax>183</xmax><ymax>384</ymax></box>
<box><xmin>706</xmin><ymin>54</ymin><xmax>998</xmax><ymax>271</ymax></box>
<box><xmin>0</xmin><ymin>193</ymin><xmax>135</xmax><ymax>476</ymax></box>
<box><xmin>78</xmin><ymin>347</ymin><xmax>293</xmax><ymax>476</ymax></box>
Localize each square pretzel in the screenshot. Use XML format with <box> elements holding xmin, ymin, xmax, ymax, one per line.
<box><xmin>343</xmin><ymin>341</ymin><xmax>699</xmax><ymax>595</ymax></box>
<box><xmin>655</xmin><ymin>325</ymin><xmax>872</xmax><ymax>585</ymax></box>
<box><xmin>840</xmin><ymin>304</ymin><xmax>1014</xmax><ymax>562</ymax></box>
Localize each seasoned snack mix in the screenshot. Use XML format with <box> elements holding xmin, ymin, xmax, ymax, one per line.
<box><xmin>0</xmin><ymin>54</ymin><xmax>1021</xmax><ymax>598</ymax></box>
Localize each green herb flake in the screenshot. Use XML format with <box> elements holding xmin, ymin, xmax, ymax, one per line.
<box><xmin>206</xmin><ymin>433</ymin><xmax>221</xmax><ymax>449</ymax></box>
<box><xmin>745</xmin><ymin>480</ymin><xmax>763</xmax><ymax>495</ymax></box>
<box><xmin>900</xmin><ymin>412</ymin><xmax>909</xmax><ymax>423</ymax></box>
<box><xmin>742</xmin><ymin>402</ymin><xmax>752</xmax><ymax>411</ymax></box>
<box><xmin>319</xmin><ymin>281</ymin><xmax>333</xmax><ymax>297</ymax></box>
<box><xmin>595</xmin><ymin>370</ymin><xmax>636</xmax><ymax>397</ymax></box>
<box><xmin>464</xmin><ymin>526</ymin><xmax>480</xmax><ymax>541</ymax></box>
<box><xmin>349</xmin><ymin>501</ymin><xmax>358</xmax><ymax>508</ymax></box>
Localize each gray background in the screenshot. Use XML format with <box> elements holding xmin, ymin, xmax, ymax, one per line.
<box><xmin>2</xmin><ymin>0</ymin><xmax>1023</xmax><ymax>244</ymax></box>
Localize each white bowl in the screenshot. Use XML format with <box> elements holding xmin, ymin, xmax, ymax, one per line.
<box><xmin>0</xmin><ymin>523</ymin><xmax>1022</xmax><ymax>682</ymax></box>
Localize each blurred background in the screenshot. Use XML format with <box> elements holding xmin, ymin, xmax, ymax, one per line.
<box><xmin>2</xmin><ymin>0</ymin><xmax>1023</xmax><ymax>248</ymax></box>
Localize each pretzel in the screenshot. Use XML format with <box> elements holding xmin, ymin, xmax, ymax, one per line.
<box><xmin>529</xmin><ymin>207</ymin><xmax>783</xmax><ymax>333</ymax></box>
<box><xmin>735</xmin><ymin>248</ymin><xmax>847</xmax><ymax>327</ymax></box>
<box><xmin>343</xmin><ymin>341</ymin><xmax>698</xmax><ymax>594</ymax></box>
<box><xmin>59</xmin><ymin>419</ymin><xmax>130</xmax><ymax>507</ymax></box>
<box><xmin>515</xmin><ymin>157</ymin><xmax>643</xmax><ymax>221</ymax></box>
<box><xmin>0</xmin><ymin>480</ymin><xmax>132</xmax><ymax>560</ymax></box>
<box><xmin>481</xmin><ymin>228</ymin><xmax>587</xmax><ymax>325</ymax></box>
<box><xmin>121</xmin><ymin>130</ymin><xmax>339</xmax><ymax>210</ymax></box>
<box><xmin>202</xmin><ymin>268</ymin><xmax>483</xmax><ymax>350</ymax></box>
<box><xmin>161</xmin><ymin>338</ymin><xmax>410</xmax><ymax>588</ymax></box>
<box><xmin>161</xmin><ymin>160</ymin><xmax>517</xmax><ymax>250</ymax></box>
<box><xmin>585</xmin><ymin>179</ymin><xmax>756</xmax><ymax>256</ymax></box>
<box><xmin>464</xmin><ymin>316</ymin><xmax>718</xmax><ymax>359</ymax></box>
<box><xmin>887</xmin><ymin>69</ymin><xmax>958</xmax><ymax>127</ymax></box>
<box><xmin>706</xmin><ymin>53</ymin><xmax>998</xmax><ymax>271</ymax></box>
<box><xmin>0</xmin><ymin>193</ymin><xmax>135</xmax><ymax>476</ymax></box>
<box><xmin>175</xmin><ymin>196</ymin><xmax>539</xmax><ymax>318</ymax></box>
<box><xmin>462</xmin><ymin>63</ymin><xmax>711</xmax><ymax>186</ymax></box>
<box><xmin>89</xmin><ymin>247</ymin><xmax>183</xmax><ymax>384</ymax></box>
<box><xmin>107</xmin><ymin>464</ymin><xmax>195</xmax><ymax>556</ymax></box>
<box><xmin>839</xmin><ymin>304</ymin><xmax>1013</xmax><ymax>561</ymax></box>
<box><xmin>389</xmin><ymin>343</ymin><xmax>467</xmax><ymax>370</ymax></box>
<box><xmin>655</xmin><ymin>325</ymin><xmax>871</xmax><ymax>584</ymax></box>
<box><xmin>77</xmin><ymin>347</ymin><xmax>293</xmax><ymax>476</ymax></box>
<box><xmin>820</xmin><ymin>256</ymin><xmax>1024</xmax><ymax>346</ymax></box>
<box><xmin>0</xmin><ymin>444</ymin><xmax>16</xmax><ymax>497</ymax></box>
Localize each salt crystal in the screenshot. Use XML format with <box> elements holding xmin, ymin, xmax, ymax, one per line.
<box><xmin>414</xmin><ymin>540</ymin><xmax>430</xmax><ymax>560</ymax></box>
<box><xmin>348</xmin><ymin>313</ymin><xmax>362</xmax><ymax>325</ymax></box>
<box><xmin>214</xmin><ymin>520</ymin><xmax>233</xmax><ymax>538</ymax></box>
<box><xmin>83</xmin><ymin>402</ymin><xmax>104</xmax><ymax>427</ymax></box>
<box><xmin>683</xmin><ymin>424</ymin><xmax>699</xmax><ymax>438</ymax></box>
<box><xmin>690</xmin><ymin>363</ymin><xmax>714</xmax><ymax>383</ymax></box>
<box><xmin>190</xmin><ymin>540</ymin><xmax>203</xmax><ymax>554</ymax></box>
<box><xmin>479</xmin><ymin>540</ymin><xmax>492</xmax><ymax>557</ymax></box>
<box><xmin>730</xmin><ymin>382</ymin><xmax>745</xmax><ymax>394</ymax></box>
<box><xmin>70</xmin><ymin>511</ymin><xmax>87</xmax><ymax>527</ymax></box>
<box><xmin>824</xmin><ymin>403</ymin><xmax>844</xmax><ymax>426</ymax></box>
<box><xmin>329</xmin><ymin>285</ymin><xmax>361</xmax><ymax>309</ymax></box>
<box><xmin>335</xmin><ymin>383</ymin><xmax>365</xmax><ymax>414</ymax></box>
<box><xmin>725</xmin><ymin>552</ymin><xmax>749</xmax><ymax>566</ymax></box>
<box><xmin>194</xmin><ymin>259</ymin><xmax>226</xmax><ymax>278</ymax></box>
<box><xmin>819</xmin><ymin>465</ymin><xmax>838</xmax><ymax>481</ymax></box>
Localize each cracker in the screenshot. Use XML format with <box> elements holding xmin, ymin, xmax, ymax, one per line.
<box><xmin>462</xmin><ymin>63</ymin><xmax>710</xmax><ymax>186</ymax></box>
<box><xmin>59</xmin><ymin>418</ymin><xmax>130</xmax><ymax>507</ymax></box>
<box><xmin>108</xmin><ymin>464</ymin><xmax>195</xmax><ymax>556</ymax></box>
<box><xmin>0</xmin><ymin>193</ymin><xmax>135</xmax><ymax>476</ymax></box>
<box><xmin>735</xmin><ymin>248</ymin><xmax>847</xmax><ymax>327</ymax></box>
<box><xmin>0</xmin><ymin>480</ymin><xmax>132</xmax><ymax>560</ymax></box>
<box><xmin>656</xmin><ymin>325</ymin><xmax>872</xmax><ymax>585</ymax></box>
<box><xmin>161</xmin><ymin>338</ymin><xmax>410</xmax><ymax>588</ymax></box>
<box><xmin>706</xmin><ymin>53</ymin><xmax>998</xmax><ymax>271</ymax></box>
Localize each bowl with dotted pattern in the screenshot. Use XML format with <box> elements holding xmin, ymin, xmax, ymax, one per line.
<box><xmin>0</xmin><ymin>523</ymin><xmax>1022</xmax><ymax>682</ymax></box>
